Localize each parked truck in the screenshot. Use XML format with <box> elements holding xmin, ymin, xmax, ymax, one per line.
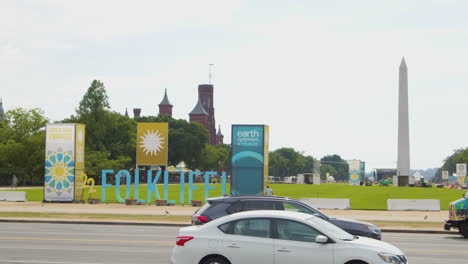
<box><xmin>444</xmin><ymin>192</ymin><xmax>468</xmax><ymax>238</ymax></box>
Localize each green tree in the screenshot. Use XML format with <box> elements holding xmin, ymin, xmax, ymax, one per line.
<box><xmin>320</xmin><ymin>154</ymin><xmax>349</xmax><ymax>181</ymax></box>
<box><xmin>0</xmin><ymin>107</ymin><xmax>48</xmax><ymax>186</ymax></box>
<box><xmin>76</xmin><ymin>80</ymin><xmax>110</xmax><ymax>117</ymax></box>
<box><xmin>268</xmin><ymin>148</ymin><xmax>315</xmax><ymax>177</ymax></box>
<box><xmin>434</xmin><ymin>148</ymin><xmax>468</xmax><ymax>183</ymax></box>
<box><xmin>73</xmin><ymin>80</ymin><xmax>111</xmax><ymax>149</ymax></box>
<box><xmin>5</xmin><ymin>108</ymin><xmax>48</xmax><ymax>141</ymax></box>
<box><xmin>320</xmin><ymin>164</ymin><xmax>337</xmax><ymax>180</ymax></box>
<box><xmin>199</xmin><ymin>144</ymin><xmax>230</xmax><ymax>171</ymax></box>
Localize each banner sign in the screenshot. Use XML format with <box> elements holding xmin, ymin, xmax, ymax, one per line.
<box><xmin>457</xmin><ymin>163</ymin><xmax>467</xmax><ymax>177</ymax></box>
<box><xmin>360</xmin><ymin>161</ymin><xmax>366</xmax><ymax>182</ymax></box>
<box><xmin>442</xmin><ymin>171</ymin><xmax>449</xmax><ymax>180</ymax></box>
<box><xmin>348</xmin><ymin>160</ymin><xmax>361</xmax><ymax>186</ymax></box>
<box><xmin>231</xmin><ymin>125</ymin><xmax>269</xmax><ymax>195</ymax></box>
<box><xmin>263</xmin><ymin>125</ymin><xmax>270</xmax><ymax>191</ymax></box>
<box><xmin>136</xmin><ymin>123</ymin><xmax>168</xmax><ymax>166</ymax></box>
<box><xmin>74</xmin><ymin>124</ymin><xmax>86</xmax><ymax>200</ymax></box>
<box><xmin>44</xmin><ymin>123</ymin><xmax>85</xmax><ymax>202</ymax></box>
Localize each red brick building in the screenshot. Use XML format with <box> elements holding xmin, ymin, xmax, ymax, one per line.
<box><xmin>157</xmin><ymin>84</ymin><xmax>223</xmax><ymax>145</ymax></box>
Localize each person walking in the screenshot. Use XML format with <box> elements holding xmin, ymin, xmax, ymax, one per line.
<box><xmin>11</xmin><ymin>175</ymin><xmax>17</xmax><ymax>189</ymax></box>
<box><xmin>264</xmin><ymin>185</ymin><xmax>273</xmax><ymax>196</ymax></box>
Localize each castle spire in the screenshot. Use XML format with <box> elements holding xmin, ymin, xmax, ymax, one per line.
<box><xmin>189</xmin><ymin>97</ymin><xmax>208</xmax><ymax>115</ymax></box>
<box><xmin>216</xmin><ymin>125</ymin><xmax>223</xmax><ymax>136</ymax></box>
<box><xmin>158</xmin><ymin>88</ymin><xmax>174</xmax><ymax>117</ymax></box>
<box><xmin>0</xmin><ymin>97</ymin><xmax>5</xmax><ymax>121</ymax></box>
<box><xmin>159</xmin><ymin>88</ymin><xmax>172</xmax><ymax>105</ymax></box>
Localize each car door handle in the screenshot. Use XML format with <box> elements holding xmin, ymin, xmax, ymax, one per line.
<box><xmin>276</xmin><ymin>249</ymin><xmax>291</xmax><ymax>252</ymax></box>
<box><xmin>227</xmin><ymin>244</ymin><xmax>240</xmax><ymax>248</ymax></box>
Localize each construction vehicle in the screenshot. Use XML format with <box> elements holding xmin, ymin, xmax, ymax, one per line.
<box><xmin>444</xmin><ymin>191</ymin><xmax>468</xmax><ymax>238</ymax></box>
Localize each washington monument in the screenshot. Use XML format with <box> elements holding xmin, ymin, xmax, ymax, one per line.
<box><xmin>397</xmin><ymin>57</ymin><xmax>410</xmax><ymax>186</ymax></box>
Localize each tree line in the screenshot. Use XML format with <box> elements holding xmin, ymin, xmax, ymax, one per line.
<box><xmin>1</xmin><ymin>80</ymin><xmax>357</xmax><ymax>186</ymax></box>
<box><xmin>433</xmin><ymin>148</ymin><xmax>468</xmax><ymax>183</ymax></box>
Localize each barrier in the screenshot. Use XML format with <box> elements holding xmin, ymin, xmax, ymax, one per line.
<box><xmin>387</xmin><ymin>199</ymin><xmax>440</xmax><ymax>211</ymax></box>
<box><xmin>300</xmin><ymin>198</ymin><xmax>350</xmax><ymax>209</ymax></box>
<box><xmin>0</xmin><ymin>191</ymin><xmax>27</xmax><ymax>202</ymax></box>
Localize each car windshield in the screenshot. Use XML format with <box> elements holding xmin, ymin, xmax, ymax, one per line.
<box><xmin>306</xmin><ymin>217</ymin><xmax>354</xmax><ymax>241</ymax></box>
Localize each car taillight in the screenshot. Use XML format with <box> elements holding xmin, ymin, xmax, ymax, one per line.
<box><xmin>176</xmin><ymin>236</ymin><xmax>194</xmax><ymax>246</ymax></box>
<box><xmin>196</xmin><ymin>216</ymin><xmax>210</xmax><ymax>223</ymax></box>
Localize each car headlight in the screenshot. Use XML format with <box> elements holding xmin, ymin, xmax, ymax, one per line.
<box><xmin>363</xmin><ymin>224</ymin><xmax>381</xmax><ymax>234</ymax></box>
<box><xmin>378</xmin><ymin>253</ymin><xmax>404</xmax><ymax>264</ymax></box>
<box><xmin>368</xmin><ymin>225</ymin><xmax>381</xmax><ymax>234</ymax></box>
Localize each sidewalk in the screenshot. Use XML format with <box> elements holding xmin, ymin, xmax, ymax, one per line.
<box><xmin>0</xmin><ymin>201</ymin><xmax>447</xmax><ymax>221</ymax></box>
<box><xmin>0</xmin><ymin>201</ymin><xmax>199</xmax><ymax>216</ymax></box>
<box><xmin>0</xmin><ymin>201</ymin><xmax>451</xmax><ymax>232</ymax></box>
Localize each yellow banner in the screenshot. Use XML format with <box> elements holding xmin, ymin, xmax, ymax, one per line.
<box><xmin>75</xmin><ymin>124</ymin><xmax>85</xmax><ymax>170</ymax></box>
<box><xmin>136</xmin><ymin>123</ymin><xmax>168</xmax><ymax>166</ymax></box>
<box><xmin>74</xmin><ymin>124</ymin><xmax>85</xmax><ymax>200</ymax></box>
<box><xmin>263</xmin><ymin>125</ymin><xmax>269</xmax><ymax>188</ymax></box>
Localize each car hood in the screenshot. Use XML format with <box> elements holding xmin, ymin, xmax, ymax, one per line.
<box><xmin>329</xmin><ymin>217</ymin><xmax>376</xmax><ymax>227</ymax></box>
<box><xmin>346</xmin><ymin>236</ymin><xmax>403</xmax><ymax>255</ymax></box>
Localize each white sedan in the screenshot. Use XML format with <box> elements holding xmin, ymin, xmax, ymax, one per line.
<box><xmin>171</xmin><ymin>210</ymin><xmax>408</xmax><ymax>264</ymax></box>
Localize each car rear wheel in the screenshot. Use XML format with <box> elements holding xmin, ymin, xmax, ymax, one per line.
<box><xmin>200</xmin><ymin>256</ymin><xmax>230</xmax><ymax>264</ymax></box>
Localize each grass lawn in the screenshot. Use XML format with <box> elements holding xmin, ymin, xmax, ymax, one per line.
<box><xmin>5</xmin><ymin>183</ymin><xmax>466</xmax><ymax>210</ymax></box>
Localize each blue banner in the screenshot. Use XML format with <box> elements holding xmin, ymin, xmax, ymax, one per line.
<box><xmin>231</xmin><ymin>125</ymin><xmax>266</xmax><ymax>195</ymax></box>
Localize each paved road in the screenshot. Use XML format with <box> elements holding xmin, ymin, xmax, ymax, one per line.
<box><xmin>0</xmin><ymin>223</ymin><xmax>467</xmax><ymax>263</ymax></box>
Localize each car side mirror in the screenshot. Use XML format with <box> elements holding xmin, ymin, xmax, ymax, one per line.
<box><xmin>315</xmin><ymin>235</ymin><xmax>329</xmax><ymax>244</ymax></box>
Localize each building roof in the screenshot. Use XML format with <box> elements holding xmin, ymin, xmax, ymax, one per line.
<box><xmin>0</xmin><ymin>98</ymin><xmax>5</xmax><ymax>121</ymax></box>
<box><xmin>216</xmin><ymin>125</ymin><xmax>223</xmax><ymax>136</ymax></box>
<box><xmin>159</xmin><ymin>88</ymin><xmax>172</xmax><ymax>105</ymax></box>
<box><xmin>189</xmin><ymin>97</ymin><xmax>208</xmax><ymax>115</ymax></box>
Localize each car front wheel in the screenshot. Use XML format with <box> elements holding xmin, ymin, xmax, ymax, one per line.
<box><xmin>460</xmin><ymin>222</ymin><xmax>468</xmax><ymax>238</ymax></box>
<box><xmin>200</xmin><ymin>256</ymin><xmax>230</xmax><ymax>264</ymax></box>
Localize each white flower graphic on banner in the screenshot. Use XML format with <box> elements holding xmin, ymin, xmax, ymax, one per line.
<box><xmin>139</xmin><ymin>129</ymin><xmax>165</xmax><ymax>156</ymax></box>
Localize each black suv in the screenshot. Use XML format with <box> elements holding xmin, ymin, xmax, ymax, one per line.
<box><xmin>192</xmin><ymin>195</ymin><xmax>382</xmax><ymax>240</ymax></box>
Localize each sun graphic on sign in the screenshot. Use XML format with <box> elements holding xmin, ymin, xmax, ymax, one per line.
<box><xmin>45</xmin><ymin>151</ymin><xmax>75</xmax><ymax>192</ymax></box>
<box><xmin>139</xmin><ymin>129</ymin><xmax>165</xmax><ymax>156</ymax></box>
<box><xmin>350</xmin><ymin>170</ymin><xmax>360</xmax><ymax>181</ymax></box>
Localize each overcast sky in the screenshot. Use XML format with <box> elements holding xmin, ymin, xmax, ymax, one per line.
<box><xmin>1</xmin><ymin>0</ymin><xmax>467</xmax><ymax>171</ymax></box>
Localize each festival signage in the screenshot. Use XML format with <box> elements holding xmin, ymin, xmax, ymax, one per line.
<box><xmin>100</xmin><ymin>170</ymin><xmax>227</xmax><ymax>203</ymax></box>
<box><xmin>360</xmin><ymin>161</ymin><xmax>366</xmax><ymax>182</ymax></box>
<box><xmin>231</xmin><ymin>125</ymin><xmax>269</xmax><ymax>195</ymax></box>
<box><xmin>442</xmin><ymin>171</ymin><xmax>449</xmax><ymax>180</ymax></box>
<box><xmin>136</xmin><ymin>122</ymin><xmax>168</xmax><ymax>166</ymax></box>
<box><xmin>457</xmin><ymin>163</ymin><xmax>467</xmax><ymax>185</ymax></box>
<box><xmin>74</xmin><ymin>124</ymin><xmax>86</xmax><ymax>201</ymax></box>
<box><xmin>348</xmin><ymin>160</ymin><xmax>361</xmax><ymax>186</ymax></box>
<box><xmin>457</xmin><ymin>164</ymin><xmax>467</xmax><ymax>177</ymax></box>
<box><xmin>44</xmin><ymin>123</ymin><xmax>85</xmax><ymax>202</ymax></box>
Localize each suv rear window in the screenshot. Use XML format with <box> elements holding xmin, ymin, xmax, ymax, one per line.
<box><xmin>201</xmin><ymin>202</ymin><xmax>232</xmax><ymax>219</ymax></box>
<box><xmin>226</xmin><ymin>201</ymin><xmax>242</xmax><ymax>214</ymax></box>
<box><xmin>242</xmin><ymin>200</ymin><xmax>277</xmax><ymax>210</ymax></box>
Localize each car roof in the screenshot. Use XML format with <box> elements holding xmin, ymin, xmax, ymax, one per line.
<box><xmin>207</xmin><ymin>195</ymin><xmax>299</xmax><ymax>203</ymax></box>
<box><xmin>209</xmin><ymin>210</ymin><xmax>315</xmax><ymax>224</ymax></box>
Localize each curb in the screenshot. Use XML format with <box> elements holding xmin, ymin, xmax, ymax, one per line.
<box><xmin>381</xmin><ymin>229</ymin><xmax>457</xmax><ymax>235</ymax></box>
<box><xmin>0</xmin><ymin>219</ymin><xmax>459</xmax><ymax>235</ymax></box>
<box><xmin>0</xmin><ymin>219</ymin><xmax>189</xmax><ymax>227</ymax></box>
